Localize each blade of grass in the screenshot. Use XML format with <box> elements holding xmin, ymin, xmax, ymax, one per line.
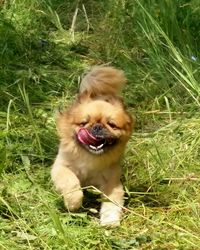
<box><xmin>18</xmin><ymin>84</ymin><xmax>44</xmax><ymax>159</ymax></box>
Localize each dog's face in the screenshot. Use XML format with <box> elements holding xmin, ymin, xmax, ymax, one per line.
<box><xmin>57</xmin><ymin>94</ymin><xmax>133</xmax><ymax>156</ymax></box>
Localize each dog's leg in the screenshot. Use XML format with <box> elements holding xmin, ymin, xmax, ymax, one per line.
<box><xmin>100</xmin><ymin>179</ymin><xmax>124</xmax><ymax>227</ymax></box>
<box><xmin>51</xmin><ymin>156</ymin><xmax>83</xmax><ymax>211</ymax></box>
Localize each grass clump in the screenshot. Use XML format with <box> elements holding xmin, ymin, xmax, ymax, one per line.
<box><xmin>0</xmin><ymin>0</ymin><xmax>200</xmax><ymax>249</ymax></box>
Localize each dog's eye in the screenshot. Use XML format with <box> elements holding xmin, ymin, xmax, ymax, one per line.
<box><xmin>108</xmin><ymin>121</ymin><xmax>118</xmax><ymax>129</ymax></box>
<box><xmin>79</xmin><ymin>121</ymin><xmax>88</xmax><ymax>127</ymax></box>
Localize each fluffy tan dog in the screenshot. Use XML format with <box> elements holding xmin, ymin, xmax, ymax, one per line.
<box><xmin>51</xmin><ymin>66</ymin><xmax>134</xmax><ymax>226</ymax></box>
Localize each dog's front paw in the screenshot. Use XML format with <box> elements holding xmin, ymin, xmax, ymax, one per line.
<box><xmin>100</xmin><ymin>210</ymin><xmax>121</xmax><ymax>227</ymax></box>
<box><xmin>63</xmin><ymin>190</ymin><xmax>83</xmax><ymax>212</ymax></box>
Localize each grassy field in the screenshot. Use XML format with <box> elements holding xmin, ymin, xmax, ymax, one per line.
<box><xmin>1</xmin><ymin>0</ymin><xmax>200</xmax><ymax>249</ymax></box>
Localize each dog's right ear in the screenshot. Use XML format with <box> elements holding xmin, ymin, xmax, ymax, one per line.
<box><xmin>55</xmin><ymin>109</ymin><xmax>72</xmax><ymax>136</ymax></box>
<box><xmin>58</xmin><ymin>106</ymin><xmax>64</xmax><ymax>115</ymax></box>
<box><xmin>55</xmin><ymin>109</ymin><xmax>64</xmax><ymax>127</ymax></box>
<box><xmin>76</xmin><ymin>90</ymin><xmax>93</xmax><ymax>103</ymax></box>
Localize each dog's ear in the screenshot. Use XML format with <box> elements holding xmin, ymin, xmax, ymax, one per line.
<box><xmin>57</xmin><ymin>106</ymin><xmax>64</xmax><ymax>115</ymax></box>
<box><xmin>76</xmin><ymin>90</ymin><xmax>93</xmax><ymax>103</ymax></box>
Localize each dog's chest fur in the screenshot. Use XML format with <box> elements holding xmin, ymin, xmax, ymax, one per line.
<box><xmin>59</xmin><ymin>146</ymin><xmax>121</xmax><ymax>188</ymax></box>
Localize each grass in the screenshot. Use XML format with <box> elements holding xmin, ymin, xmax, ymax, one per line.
<box><xmin>0</xmin><ymin>0</ymin><xmax>200</xmax><ymax>249</ymax></box>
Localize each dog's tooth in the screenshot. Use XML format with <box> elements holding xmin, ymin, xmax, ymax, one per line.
<box><xmin>97</xmin><ymin>144</ymin><xmax>104</xmax><ymax>149</ymax></box>
<box><xmin>89</xmin><ymin>145</ymin><xmax>97</xmax><ymax>150</ymax></box>
<box><xmin>89</xmin><ymin>143</ymin><xmax>104</xmax><ymax>151</ymax></box>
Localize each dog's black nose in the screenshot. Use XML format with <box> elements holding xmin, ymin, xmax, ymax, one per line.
<box><xmin>91</xmin><ymin>123</ymin><xmax>104</xmax><ymax>136</ymax></box>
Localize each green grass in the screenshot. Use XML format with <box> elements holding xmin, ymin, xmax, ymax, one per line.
<box><xmin>1</xmin><ymin>0</ymin><xmax>200</xmax><ymax>249</ymax></box>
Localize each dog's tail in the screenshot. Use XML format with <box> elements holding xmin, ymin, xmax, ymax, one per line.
<box><xmin>80</xmin><ymin>66</ymin><xmax>127</xmax><ymax>96</ymax></box>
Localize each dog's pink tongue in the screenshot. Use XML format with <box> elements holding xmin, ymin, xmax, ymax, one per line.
<box><xmin>77</xmin><ymin>128</ymin><xmax>99</xmax><ymax>145</ymax></box>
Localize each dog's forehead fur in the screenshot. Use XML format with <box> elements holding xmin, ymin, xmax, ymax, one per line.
<box><xmin>70</xmin><ymin>99</ymin><xmax>131</xmax><ymax>126</ymax></box>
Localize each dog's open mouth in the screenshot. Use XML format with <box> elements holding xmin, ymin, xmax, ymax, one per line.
<box><xmin>76</xmin><ymin>128</ymin><xmax>117</xmax><ymax>154</ymax></box>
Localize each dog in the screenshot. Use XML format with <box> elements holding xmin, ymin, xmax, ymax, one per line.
<box><xmin>51</xmin><ymin>66</ymin><xmax>134</xmax><ymax>226</ymax></box>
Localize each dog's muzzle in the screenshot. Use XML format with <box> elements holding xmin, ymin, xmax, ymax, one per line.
<box><xmin>76</xmin><ymin>125</ymin><xmax>117</xmax><ymax>155</ymax></box>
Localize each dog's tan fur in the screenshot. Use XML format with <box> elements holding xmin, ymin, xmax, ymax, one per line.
<box><xmin>51</xmin><ymin>66</ymin><xmax>134</xmax><ymax>226</ymax></box>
